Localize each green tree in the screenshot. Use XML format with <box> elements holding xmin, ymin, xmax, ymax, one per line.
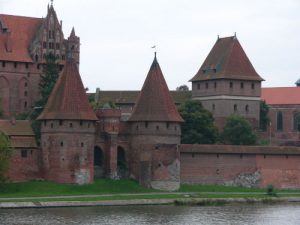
<box><xmin>179</xmin><ymin>100</ymin><xmax>218</xmax><ymax>144</ymax></box>
<box><xmin>0</xmin><ymin>132</ymin><xmax>12</xmax><ymax>183</ymax></box>
<box><xmin>221</xmin><ymin>115</ymin><xmax>257</xmax><ymax>145</ymax></box>
<box><xmin>259</xmin><ymin>101</ymin><xmax>270</xmax><ymax>131</ymax></box>
<box><xmin>176</xmin><ymin>84</ymin><xmax>189</xmax><ymax>91</ymax></box>
<box><xmin>31</xmin><ymin>53</ymin><xmax>60</xmax><ymax>141</ymax></box>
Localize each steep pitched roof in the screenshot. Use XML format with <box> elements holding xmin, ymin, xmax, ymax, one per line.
<box><xmin>261</xmin><ymin>87</ymin><xmax>300</xmax><ymax>105</ymax></box>
<box><xmin>0</xmin><ymin>14</ymin><xmax>42</xmax><ymax>62</ymax></box>
<box><xmin>190</xmin><ymin>36</ymin><xmax>264</xmax><ymax>82</ymax></box>
<box><xmin>129</xmin><ymin>54</ymin><xmax>183</xmax><ymax>122</ymax></box>
<box><xmin>38</xmin><ymin>60</ymin><xmax>98</xmax><ymax>121</ymax></box>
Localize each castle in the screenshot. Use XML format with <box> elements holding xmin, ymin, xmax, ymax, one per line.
<box><xmin>2</xmin><ymin>4</ymin><xmax>300</xmax><ymax>190</ymax></box>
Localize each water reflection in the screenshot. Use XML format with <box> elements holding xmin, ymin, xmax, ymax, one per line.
<box><xmin>0</xmin><ymin>203</ymin><xmax>300</xmax><ymax>225</ymax></box>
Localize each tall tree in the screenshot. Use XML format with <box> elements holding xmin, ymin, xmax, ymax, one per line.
<box><xmin>221</xmin><ymin>115</ymin><xmax>257</xmax><ymax>145</ymax></box>
<box><xmin>176</xmin><ymin>85</ymin><xmax>189</xmax><ymax>91</ymax></box>
<box><xmin>179</xmin><ymin>100</ymin><xmax>218</xmax><ymax>144</ymax></box>
<box><xmin>31</xmin><ymin>53</ymin><xmax>60</xmax><ymax>141</ymax></box>
<box><xmin>259</xmin><ymin>101</ymin><xmax>270</xmax><ymax>131</ymax></box>
<box><xmin>0</xmin><ymin>132</ymin><xmax>12</xmax><ymax>183</ymax></box>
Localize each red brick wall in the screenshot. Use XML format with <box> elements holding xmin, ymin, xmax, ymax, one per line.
<box><xmin>180</xmin><ymin>144</ymin><xmax>300</xmax><ymax>188</ymax></box>
<box><xmin>8</xmin><ymin>148</ymin><xmax>41</xmax><ymax>181</ymax></box>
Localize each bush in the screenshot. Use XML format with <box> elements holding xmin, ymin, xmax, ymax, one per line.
<box><xmin>266</xmin><ymin>184</ymin><xmax>277</xmax><ymax>197</ymax></box>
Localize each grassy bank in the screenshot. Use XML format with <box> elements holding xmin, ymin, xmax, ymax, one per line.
<box><xmin>1</xmin><ymin>179</ymin><xmax>300</xmax><ymax>201</ymax></box>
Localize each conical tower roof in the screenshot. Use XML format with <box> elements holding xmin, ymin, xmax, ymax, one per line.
<box><xmin>38</xmin><ymin>60</ymin><xmax>97</xmax><ymax>121</ymax></box>
<box><xmin>190</xmin><ymin>36</ymin><xmax>264</xmax><ymax>82</ymax></box>
<box><xmin>129</xmin><ymin>54</ymin><xmax>183</xmax><ymax>122</ymax></box>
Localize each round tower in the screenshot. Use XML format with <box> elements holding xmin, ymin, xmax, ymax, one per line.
<box><xmin>38</xmin><ymin>59</ymin><xmax>97</xmax><ymax>184</ymax></box>
<box><xmin>128</xmin><ymin>53</ymin><xmax>183</xmax><ymax>190</ymax></box>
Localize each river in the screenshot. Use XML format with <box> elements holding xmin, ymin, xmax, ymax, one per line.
<box><xmin>0</xmin><ymin>203</ymin><xmax>300</xmax><ymax>225</ymax></box>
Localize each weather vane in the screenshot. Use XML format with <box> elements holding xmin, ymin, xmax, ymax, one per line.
<box><xmin>151</xmin><ymin>45</ymin><xmax>157</xmax><ymax>56</ymax></box>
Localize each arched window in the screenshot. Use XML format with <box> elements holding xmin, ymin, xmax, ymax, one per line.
<box><xmin>245</xmin><ymin>105</ymin><xmax>249</xmax><ymax>113</ymax></box>
<box><xmin>293</xmin><ymin>112</ymin><xmax>300</xmax><ymax>131</ymax></box>
<box><xmin>234</xmin><ymin>104</ymin><xmax>238</xmax><ymax>112</ymax></box>
<box><xmin>277</xmin><ymin>111</ymin><xmax>283</xmax><ymax>131</ymax></box>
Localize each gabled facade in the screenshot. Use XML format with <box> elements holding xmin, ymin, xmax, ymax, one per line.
<box><xmin>0</xmin><ymin>3</ymin><xmax>80</xmax><ymax>117</ymax></box>
<box><xmin>190</xmin><ymin>36</ymin><xmax>264</xmax><ymax>129</ymax></box>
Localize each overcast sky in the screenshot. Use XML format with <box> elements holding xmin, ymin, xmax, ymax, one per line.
<box><xmin>1</xmin><ymin>0</ymin><xmax>300</xmax><ymax>91</ymax></box>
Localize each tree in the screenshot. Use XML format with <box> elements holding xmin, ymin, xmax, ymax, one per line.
<box><xmin>260</xmin><ymin>101</ymin><xmax>270</xmax><ymax>131</ymax></box>
<box><xmin>179</xmin><ymin>100</ymin><xmax>218</xmax><ymax>144</ymax></box>
<box><xmin>221</xmin><ymin>115</ymin><xmax>257</xmax><ymax>145</ymax></box>
<box><xmin>176</xmin><ymin>85</ymin><xmax>189</xmax><ymax>91</ymax></box>
<box><xmin>0</xmin><ymin>132</ymin><xmax>12</xmax><ymax>183</ymax></box>
<box><xmin>31</xmin><ymin>53</ymin><xmax>60</xmax><ymax>141</ymax></box>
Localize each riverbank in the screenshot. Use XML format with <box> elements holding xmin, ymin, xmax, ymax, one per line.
<box><xmin>1</xmin><ymin>179</ymin><xmax>300</xmax><ymax>209</ymax></box>
<box><xmin>1</xmin><ymin>196</ymin><xmax>300</xmax><ymax>209</ymax></box>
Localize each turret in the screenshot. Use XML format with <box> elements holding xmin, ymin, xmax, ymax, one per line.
<box><xmin>38</xmin><ymin>59</ymin><xmax>97</xmax><ymax>184</ymax></box>
<box><xmin>128</xmin><ymin>53</ymin><xmax>183</xmax><ymax>190</ymax></box>
<box><xmin>67</xmin><ymin>27</ymin><xmax>80</xmax><ymax>67</ymax></box>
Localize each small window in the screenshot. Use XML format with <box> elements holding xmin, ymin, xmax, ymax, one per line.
<box><xmin>245</xmin><ymin>105</ymin><xmax>249</xmax><ymax>113</ymax></box>
<box><xmin>37</xmin><ymin>64</ymin><xmax>40</xmax><ymax>70</ymax></box>
<box><xmin>51</xmin><ymin>123</ymin><xmax>53</xmax><ymax>128</ymax></box>
<box><xmin>48</xmin><ymin>30</ymin><xmax>52</xmax><ymax>38</ymax></box>
<box><xmin>197</xmin><ymin>83</ymin><xmax>200</xmax><ymax>90</ymax></box>
<box><xmin>81</xmin><ymin>142</ymin><xmax>84</xmax><ymax>147</ymax></box>
<box><xmin>145</xmin><ymin>122</ymin><xmax>148</xmax><ymax>128</ymax></box>
<box><xmin>24</xmin><ymin>82</ymin><xmax>28</xmax><ymax>87</ymax></box>
<box><xmin>212</xmin><ymin>104</ymin><xmax>215</xmax><ymax>111</ymax></box>
<box><xmin>230</xmin><ymin>82</ymin><xmax>233</xmax><ymax>88</ymax></box>
<box><xmin>251</xmin><ymin>83</ymin><xmax>255</xmax><ymax>89</ymax></box>
<box><xmin>88</xmin><ymin>123</ymin><xmax>90</xmax><ymax>128</ymax></box>
<box><xmin>166</xmin><ymin>123</ymin><xmax>170</xmax><ymax>129</ymax></box>
<box><xmin>56</xmin><ymin>43</ymin><xmax>60</xmax><ymax>49</ymax></box>
<box><xmin>24</xmin><ymin>101</ymin><xmax>27</xmax><ymax>108</ymax></box>
<box><xmin>24</xmin><ymin>91</ymin><xmax>27</xmax><ymax>97</ymax></box>
<box><xmin>44</xmin><ymin>121</ymin><xmax>47</xmax><ymax>127</ymax></box>
<box><xmin>2</xmin><ymin>61</ymin><xmax>6</xmax><ymax>67</ymax></box>
<box><xmin>80</xmin><ymin>120</ymin><xmax>83</xmax><ymax>126</ymax></box>
<box><xmin>27</xmin><ymin>72</ymin><xmax>30</xmax><ymax>77</ymax></box>
<box><xmin>205</xmin><ymin>83</ymin><xmax>209</xmax><ymax>89</ymax></box>
<box><xmin>25</xmin><ymin>63</ymin><xmax>29</xmax><ymax>69</ymax></box>
<box><xmin>136</xmin><ymin>125</ymin><xmax>139</xmax><ymax>130</ymax></box>
<box><xmin>240</xmin><ymin>82</ymin><xmax>244</xmax><ymax>89</ymax></box>
<box><xmin>59</xmin><ymin>120</ymin><xmax>63</xmax><ymax>126</ymax></box>
<box><xmin>14</xmin><ymin>62</ymin><xmax>17</xmax><ymax>68</ymax></box>
<box><xmin>277</xmin><ymin>111</ymin><xmax>283</xmax><ymax>131</ymax></box>
<box><xmin>175</xmin><ymin>126</ymin><xmax>177</xmax><ymax>131</ymax></box>
<box><xmin>43</xmin><ymin>42</ymin><xmax>47</xmax><ymax>48</ymax></box>
<box><xmin>60</xmin><ymin>141</ymin><xmax>64</xmax><ymax>147</ymax></box>
<box><xmin>21</xmin><ymin>150</ymin><xmax>27</xmax><ymax>158</ymax></box>
<box><xmin>214</xmin><ymin>82</ymin><xmax>217</xmax><ymax>88</ymax></box>
<box><xmin>234</xmin><ymin>104</ymin><xmax>237</xmax><ymax>112</ymax></box>
<box><xmin>156</xmin><ymin>125</ymin><xmax>159</xmax><ymax>130</ymax></box>
<box><xmin>69</xmin><ymin>123</ymin><xmax>73</xmax><ymax>128</ymax></box>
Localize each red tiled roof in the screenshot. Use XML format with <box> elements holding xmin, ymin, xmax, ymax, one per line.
<box><xmin>129</xmin><ymin>55</ymin><xmax>183</xmax><ymax>122</ymax></box>
<box><xmin>261</xmin><ymin>87</ymin><xmax>300</xmax><ymax>105</ymax></box>
<box><xmin>38</xmin><ymin>60</ymin><xmax>98</xmax><ymax>121</ymax></box>
<box><xmin>190</xmin><ymin>36</ymin><xmax>264</xmax><ymax>82</ymax></box>
<box><xmin>0</xmin><ymin>14</ymin><xmax>42</xmax><ymax>62</ymax></box>
<box><xmin>0</xmin><ymin>120</ymin><xmax>34</xmax><ymax>136</ymax></box>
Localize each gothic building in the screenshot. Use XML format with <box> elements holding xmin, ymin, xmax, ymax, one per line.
<box><xmin>0</xmin><ymin>3</ymin><xmax>79</xmax><ymax>117</ymax></box>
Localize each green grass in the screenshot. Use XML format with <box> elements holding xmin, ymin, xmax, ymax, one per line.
<box><xmin>1</xmin><ymin>179</ymin><xmax>300</xmax><ymax>200</ymax></box>
<box><xmin>179</xmin><ymin>184</ymin><xmax>265</xmax><ymax>193</ymax></box>
<box><xmin>0</xmin><ymin>179</ymin><xmax>157</xmax><ymax>198</ymax></box>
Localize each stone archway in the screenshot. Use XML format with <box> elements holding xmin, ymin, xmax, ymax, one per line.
<box><xmin>94</xmin><ymin>146</ymin><xmax>104</xmax><ymax>179</ymax></box>
<box><xmin>117</xmin><ymin>146</ymin><xmax>128</xmax><ymax>178</ymax></box>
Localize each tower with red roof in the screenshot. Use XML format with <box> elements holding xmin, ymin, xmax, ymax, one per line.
<box><xmin>38</xmin><ymin>59</ymin><xmax>97</xmax><ymax>184</ymax></box>
<box><xmin>128</xmin><ymin>53</ymin><xmax>183</xmax><ymax>190</ymax></box>
<box><xmin>190</xmin><ymin>35</ymin><xmax>264</xmax><ymax>129</ymax></box>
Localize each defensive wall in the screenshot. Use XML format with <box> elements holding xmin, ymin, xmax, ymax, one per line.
<box><xmin>180</xmin><ymin>144</ymin><xmax>300</xmax><ymax>189</ymax></box>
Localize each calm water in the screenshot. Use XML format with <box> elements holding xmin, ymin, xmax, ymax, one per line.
<box><xmin>0</xmin><ymin>203</ymin><xmax>300</xmax><ymax>225</ymax></box>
